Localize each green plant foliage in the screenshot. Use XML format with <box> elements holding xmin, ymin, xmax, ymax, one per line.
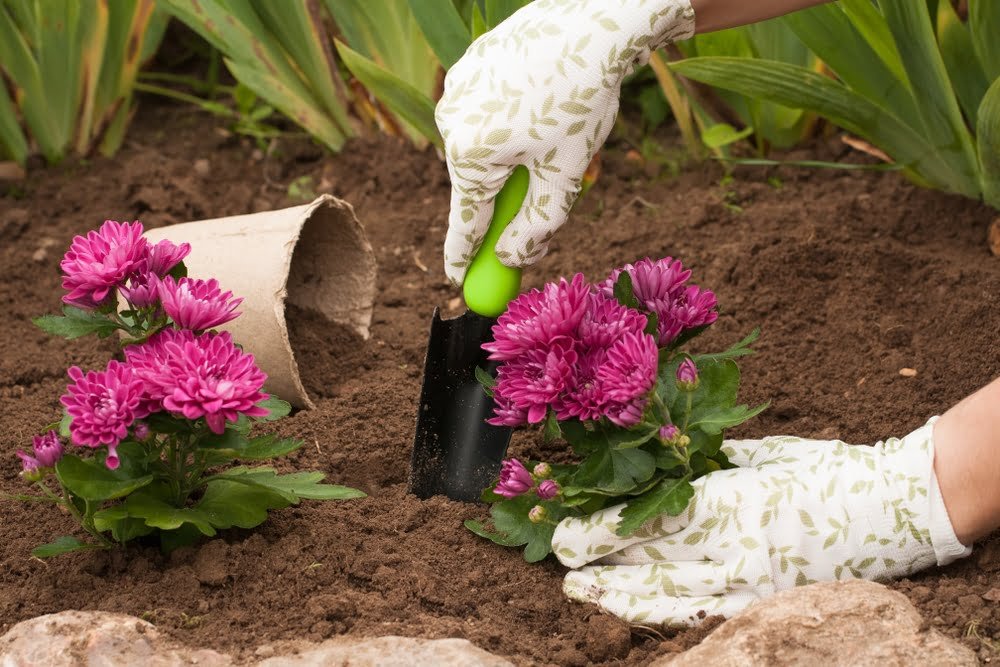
<box><xmin>673</xmin><ymin>0</ymin><xmax>1000</xmax><ymax>210</ymax></box>
<box><xmin>0</xmin><ymin>0</ymin><xmax>167</xmax><ymax>166</ymax></box>
<box><xmin>161</xmin><ymin>0</ymin><xmax>357</xmax><ymax>152</ymax></box>
<box><xmin>674</xmin><ymin>19</ymin><xmax>818</xmax><ymax>153</ymax></box>
<box><xmin>336</xmin><ymin>40</ymin><xmax>442</xmax><ymax>149</ymax></box>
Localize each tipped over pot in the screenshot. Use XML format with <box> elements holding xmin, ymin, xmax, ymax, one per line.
<box><xmin>144</xmin><ymin>196</ymin><xmax>377</xmax><ymax>409</ymax></box>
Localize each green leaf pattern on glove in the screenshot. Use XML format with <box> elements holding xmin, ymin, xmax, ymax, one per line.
<box><xmin>551</xmin><ymin>419</ymin><xmax>972</xmax><ymax>625</ymax></box>
<box><xmin>435</xmin><ymin>0</ymin><xmax>696</xmax><ymax>285</ymax></box>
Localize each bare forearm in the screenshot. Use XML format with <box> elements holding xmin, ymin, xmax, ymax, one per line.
<box><xmin>689</xmin><ymin>0</ymin><xmax>834</xmax><ymax>34</ymax></box>
<box><xmin>934</xmin><ymin>376</ymin><xmax>1000</xmax><ymax>544</ymax></box>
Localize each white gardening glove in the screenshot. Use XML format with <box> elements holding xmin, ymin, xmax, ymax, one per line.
<box><xmin>551</xmin><ymin>418</ymin><xmax>972</xmax><ymax>625</ymax></box>
<box><xmin>436</xmin><ymin>0</ymin><xmax>696</xmax><ymax>285</ymax></box>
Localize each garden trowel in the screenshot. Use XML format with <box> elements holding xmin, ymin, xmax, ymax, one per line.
<box><xmin>410</xmin><ymin>166</ymin><xmax>530</xmax><ymax>501</ymax></box>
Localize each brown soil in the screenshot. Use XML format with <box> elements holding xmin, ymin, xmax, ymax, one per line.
<box><xmin>2</xmin><ymin>99</ymin><xmax>999</xmax><ymax>665</ymax></box>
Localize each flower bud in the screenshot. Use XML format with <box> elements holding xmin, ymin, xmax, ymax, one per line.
<box><xmin>677</xmin><ymin>434</ymin><xmax>691</xmax><ymax>448</ymax></box>
<box><xmin>133</xmin><ymin>421</ymin><xmax>151</xmax><ymax>441</ymax></box>
<box><xmin>528</xmin><ymin>505</ymin><xmax>547</xmax><ymax>524</ymax></box>
<box><xmin>494</xmin><ymin>458</ymin><xmax>533</xmax><ymax>498</ymax></box>
<box><xmin>532</xmin><ymin>462</ymin><xmax>552</xmax><ymax>479</ymax></box>
<box><xmin>659</xmin><ymin>424</ymin><xmax>680</xmax><ymax>443</ymax></box>
<box><xmin>30</xmin><ymin>430</ymin><xmax>64</xmax><ymax>468</ymax></box>
<box><xmin>536</xmin><ymin>479</ymin><xmax>560</xmax><ymax>500</ymax></box>
<box><xmin>676</xmin><ymin>359</ymin><xmax>699</xmax><ymax>391</ymax></box>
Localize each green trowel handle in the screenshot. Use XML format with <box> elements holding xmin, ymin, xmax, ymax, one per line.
<box><xmin>463</xmin><ymin>165</ymin><xmax>529</xmax><ymax>317</ymax></box>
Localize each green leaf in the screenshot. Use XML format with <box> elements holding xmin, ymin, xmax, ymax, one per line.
<box><xmin>56</xmin><ymin>455</ymin><xmax>153</xmax><ymax>501</ymax></box>
<box><xmin>201</xmin><ymin>432</ymin><xmax>304</xmax><ymax>464</ymax></box>
<box><xmin>335</xmin><ymin>39</ymin><xmax>441</xmax><ymax>148</ymax></box>
<box><xmin>469</xmin><ymin>494</ymin><xmax>566</xmax><ymax>562</ymax></box>
<box><xmin>936</xmin><ymin>0</ymin><xmax>990</xmax><ymax>126</ymax></box>
<box><xmin>167</xmin><ymin>259</ymin><xmax>188</xmax><ymax>281</ymax></box>
<box><xmin>969</xmin><ymin>0</ymin><xmax>1000</xmax><ymax>81</ymax></box>
<box><xmin>31</xmin><ymin>536</ymin><xmax>104</xmax><ymax>558</ymax></box>
<box><xmin>701</xmin><ymin>123</ymin><xmax>753</xmax><ymax>149</ymax></box>
<box><xmin>58</xmin><ymin>411</ymin><xmax>72</xmax><ymax>438</ymax></box>
<box><xmin>781</xmin><ymin>2</ymin><xmax>919</xmax><ymax>127</ymax></box>
<box><xmin>671</xmin><ymin>57</ymin><xmax>974</xmax><ymax>198</ymax></box>
<box><xmin>207</xmin><ymin>467</ymin><xmax>366</xmax><ymax>502</ymax></box>
<box><xmin>485</xmin><ymin>0</ymin><xmax>527</xmax><ymax>28</ymax></box>
<box><xmin>694</xmin><ymin>328</ymin><xmax>760</xmax><ymax>364</ymax></box>
<box><xmin>124</xmin><ymin>492</ymin><xmax>217</xmax><ymax>536</ymax></box>
<box><xmin>33</xmin><ymin>306</ymin><xmax>121</xmax><ymax>340</ymax></box>
<box><xmin>196</xmin><ymin>479</ymin><xmax>290</xmax><ymax>530</ymax></box>
<box><xmin>543</xmin><ymin>411</ymin><xmax>561</xmax><ymax>442</ymax></box>
<box><xmin>977</xmin><ymin>78</ymin><xmax>1000</xmax><ymax>210</ymax></box>
<box><xmin>408</xmin><ymin>0</ymin><xmax>470</xmax><ymax>69</ymax></box>
<box><xmin>474</xmin><ymin>365</ymin><xmax>496</xmax><ymax>397</ymax></box>
<box><xmin>146</xmin><ymin>412</ymin><xmax>190</xmax><ymax>434</ymax></box>
<box><xmin>880</xmin><ymin>0</ymin><xmax>980</xmax><ymax>199</ymax></box>
<box><xmin>612</xmin><ymin>271</ymin><xmax>640</xmax><ymax>309</ymax></box>
<box><xmin>689</xmin><ymin>403</ymin><xmax>770</xmax><ymax>436</ymax></box>
<box><xmin>617</xmin><ymin>476</ymin><xmax>694</xmax><ymax>536</ymax></box>
<box><xmin>572</xmin><ymin>443</ymin><xmax>656</xmax><ymax>495</ymax></box>
<box><xmin>256</xmin><ymin>396</ymin><xmax>291</xmax><ymax>421</ymax></box>
<box><xmin>93</xmin><ymin>505</ymin><xmax>155</xmax><ymax>543</ymax></box>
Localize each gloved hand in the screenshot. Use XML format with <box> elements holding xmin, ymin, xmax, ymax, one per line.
<box><xmin>551</xmin><ymin>419</ymin><xmax>971</xmax><ymax>625</ymax></box>
<box><xmin>436</xmin><ymin>0</ymin><xmax>696</xmax><ymax>285</ymax></box>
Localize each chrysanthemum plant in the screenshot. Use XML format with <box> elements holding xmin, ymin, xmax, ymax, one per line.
<box><xmin>466</xmin><ymin>258</ymin><xmax>767</xmax><ymax>562</ymax></box>
<box><xmin>14</xmin><ymin>220</ymin><xmax>364</xmax><ymax>558</ymax></box>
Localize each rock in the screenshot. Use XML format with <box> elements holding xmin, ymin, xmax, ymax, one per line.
<box><xmin>254</xmin><ymin>637</ymin><xmax>514</xmax><ymax>667</ymax></box>
<box><xmin>0</xmin><ymin>612</ymin><xmax>514</xmax><ymax>667</ymax></box>
<box><xmin>0</xmin><ymin>611</ymin><xmax>233</xmax><ymax>666</ymax></box>
<box><xmin>193</xmin><ymin>158</ymin><xmax>211</xmax><ymax>177</ymax></box>
<box><xmin>983</xmin><ymin>588</ymin><xmax>1000</xmax><ymax>602</ymax></box>
<box><xmin>656</xmin><ymin>580</ymin><xmax>977</xmax><ymax>667</ymax></box>
<box><xmin>989</xmin><ymin>218</ymin><xmax>1000</xmax><ymax>257</ymax></box>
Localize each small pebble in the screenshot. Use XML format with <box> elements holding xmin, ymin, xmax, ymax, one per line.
<box><xmin>898</xmin><ymin>368</ymin><xmax>918</xmax><ymax>377</ymax></box>
<box><xmin>193</xmin><ymin>159</ymin><xmax>211</xmax><ymax>177</ymax></box>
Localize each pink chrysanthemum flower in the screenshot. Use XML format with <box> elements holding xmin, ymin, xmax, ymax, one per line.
<box><xmin>494</xmin><ymin>458</ymin><xmax>533</xmax><ymax>498</ymax></box>
<box><xmin>493</xmin><ymin>336</ymin><xmax>578</xmax><ymax>424</ymax></box>
<box><xmin>127</xmin><ymin>330</ymin><xmax>268</xmax><ymax>434</ymax></box>
<box><xmin>556</xmin><ymin>348</ymin><xmax>608</xmax><ymax>423</ymax></box>
<box><xmin>60</xmin><ymin>361</ymin><xmax>144</xmax><ymax>469</ymax></box>
<box><xmin>60</xmin><ymin>220</ymin><xmax>149</xmax><ymax>308</ymax></box>
<box><xmin>486</xmin><ymin>394</ymin><xmax>529</xmax><ymax>427</ymax></box>
<box><xmin>124</xmin><ymin>329</ymin><xmax>186</xmax><ymax>415</ymax></box>
<box><xmin>598</xmin><ymin>331</ymin><xmax>658</xmax><ymax>405</ymax></box>
<box><xmin>147</xmin><ymin>239</ymin><xmax>191</xmax><ymax>277</ymax></box>
<box><xmin>158</xmin><ymin>276</ymin><xmax>243</xmax><ymax>332</ymax></box>
<box><xmin>578</xmin><ymin>292</ymin><xmax>649</xmax><ymax>349</ymax></box>
<box><xmin>484</xmin><ymin>273</ymin><xmax>590</xmax><ymax>360</ymax></box>
<box><xmin>119</xmin><ymin>272</ymin><xmax>160</xmax><ymax>309</ymax></box>
<box><xmin>16</xmin><ymin>430</ymin><xmax>64</xmax><ymax>473</ymax></box>
<box><xmin>601</xmin><ymin>257</ymin><xmax>718</xmax><ymax>347</ymax></box>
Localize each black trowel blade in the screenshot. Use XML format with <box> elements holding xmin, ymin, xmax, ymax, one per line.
<box><xmin>409</xmin><ymin>307</ymin><xmax>512</xmax><ymax>501</ymax></box>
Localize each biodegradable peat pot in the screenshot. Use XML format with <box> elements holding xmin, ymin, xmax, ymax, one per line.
<box><xmin>145</xmin><ymin>195</ymin><xmax>376</xmax><ymax>409</ymax></box>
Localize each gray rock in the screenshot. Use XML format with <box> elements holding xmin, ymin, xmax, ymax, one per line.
<box><xmin>0</xmin><ymin>611</ymin><xmax>233</xmax><ymax>666</ymax></box>
<box><xmin>657</xmin><ymin>580</ymin><xmax>977</xmax><ymax>667</ymax></box>
<box><xmin>0</xmin><ymin>612</ymin><xmax>513</xmax><ymax>667</ymax></box>
<box><xmin>255</xmin><ymin>637</ymin><xmax>514</xmax><ymax>667</ymax></box>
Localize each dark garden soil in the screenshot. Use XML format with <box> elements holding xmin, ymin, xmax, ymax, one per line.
<box><xmin>2</xmin><ymin>99</ymin><xmax>999</xmax><ymax>665</ymax></box>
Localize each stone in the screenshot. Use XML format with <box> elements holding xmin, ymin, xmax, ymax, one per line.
<box><xmin>655</xmin><ymin>580</ymin><xmax>977</xmax><ymax>667</ymax></box>
<box><xmin>989</xmin><ymin>218</ymin><xmax>1000</xmax><ymax>257</ymax></box>
<box><xmin>193</xmin><ymin>158</ymin><xmax>211</xmax><ymax>177</ymax></box>
<box><xmin>254</xmin><ymin>637</ymin><xmax>514</xmax><ymax>667</ymax></box>
<box><xmin>0</xmin><ymin>612</ymin><xmax>514</xmax><ymax>667</ymax></box>
<box><xmin>0</xmin><ymin>611</ymin><xmax>233</xmax><ymax>666</ymax></box>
